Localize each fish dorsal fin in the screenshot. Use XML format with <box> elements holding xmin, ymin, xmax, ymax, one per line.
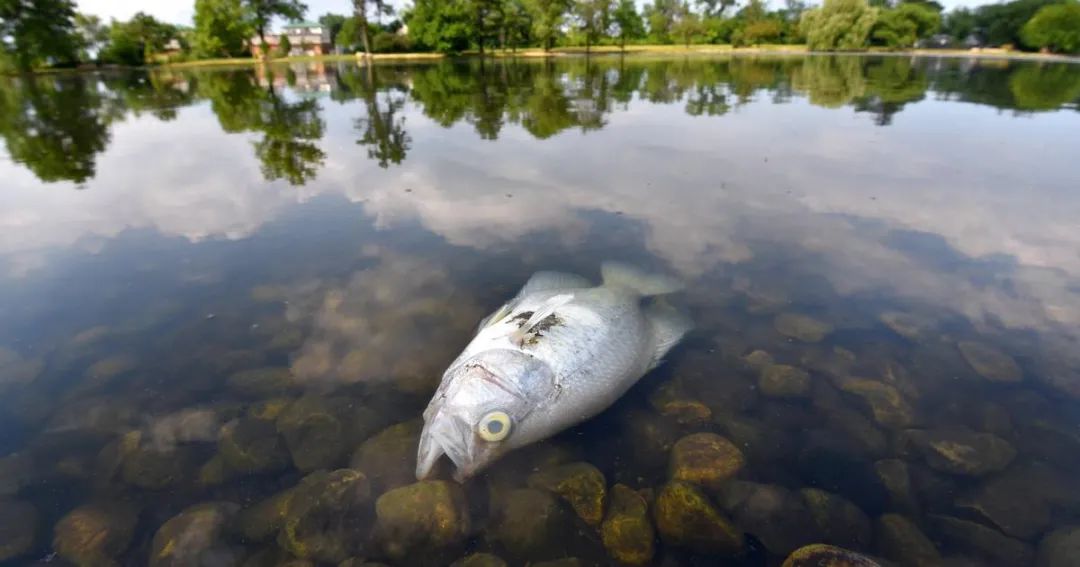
<box><xmin>478</xmin><ymin>302</ymin><xmax>514</xmax><ymax>331</ymax></box>
<box><xmin>518</xmin><ymin>271</ymin><xmax>591</xmax><ymax>297</ymax></box>
<box><xmin>601</xmin><ymin>262</ymin><xmax>683</xmax><ymax>297</ymax></box>
<box><xmin>509</xmin><ymin>293</ymin><xmax>575</xmax><ymax>345</ymax></box>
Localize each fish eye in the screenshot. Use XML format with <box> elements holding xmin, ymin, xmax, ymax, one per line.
<box><xmin>477</xmin><ymin>411</ymin><xmax>512</xmax><ymax>442</ymax></box>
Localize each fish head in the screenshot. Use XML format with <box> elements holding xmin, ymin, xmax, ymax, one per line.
<box><xmin>416</xmin><ymin>349</ymin><xmax>555</xmax><ymax>482</ymax></box>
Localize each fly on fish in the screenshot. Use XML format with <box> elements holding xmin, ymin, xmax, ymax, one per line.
<box><xmin>416</xmin><ymin>263</ymin><xmax>692</xmax><ymax>481</ymax></box>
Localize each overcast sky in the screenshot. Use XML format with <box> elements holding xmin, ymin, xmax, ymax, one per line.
<box><xmin>77</xmin><ymin>0</ymin><xmax>995</xmax><ymax>27</ymax></box>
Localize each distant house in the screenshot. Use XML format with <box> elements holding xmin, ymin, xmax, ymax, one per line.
<box><xmin>917</xmin><ymin>34</ymin><xmax>954</xmax><ymax>49</ymax></box>
<box><xmin>250</xmin><ymin>22</ymin><xmax>332</xmax><ymax>58</ymax></box>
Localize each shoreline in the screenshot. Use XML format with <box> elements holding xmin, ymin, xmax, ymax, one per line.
<box><xmin>6</xmin><ymin>45</ymin><xmax>1078</xmax><ymax>75</ymax></box>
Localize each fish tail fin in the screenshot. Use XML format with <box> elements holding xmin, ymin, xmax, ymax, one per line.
<box><xmin>645</xmin><ymin>298</ymin><xmax>693</xmax><ymax>370</ymax></box>
<box><xmin>601</xmin><ymin>262</ymin><xmax>683</xmax><ymax>297</ymax></box>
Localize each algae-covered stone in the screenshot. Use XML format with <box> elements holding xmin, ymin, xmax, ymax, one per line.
<box><xmin>876</xmin><ymin>514</ymin><xmax>940</xmax><ymax>567</ymax></box>
<box><xmin>227</xmin><ymin>367</ymin><xmax>298</xmax><ymax>398</ymax></box>
<box><xmin>929</xmin><ymin>514</ymin><xmax>1034</xmax><ymax>567</ymax></box>
<box><xmin>235</xmin><ymin>486</ymin><xmax>297</xmax><ymax>541</ymax></box>
<box><xmin>957</xmin><ymin>341</ymin><xmax>1022</xmax><ymax>383</ymax></box>
<box><xmin>1038</xmin><ymin>526</ymin><xmax>1080</xmax><ymax>567</ymax></box>
<box><xmin>488</xmin><ymin>488</ymin><xmax>567</xmax><ymax>560</ymax></box>
<box><xmin>781</xmin><ymin>544</ymin><xmax>885</xmax><ymax>567</ymax></box>
<box><xmin>278</xmin><ymin>469</ymin><xmax>372</xmax><ymax>564</ymax></box>
<box><xmin>150</xmin><ymin>502</ymin><xmax>241</xmax><ymax>567</ymax></box>
<box><xmin>0</xmin><ymin>453</ymin><xmax>33</xmax><ymax>496</ymax></box>
<box><xmin>873</xmin><ymin>459</ymin><xmax>919</xmax><ymax>516</ymax></box>
<box><xmin>53</xmin><ymin>502</ymin><xmax>138</xmax><ymax>567</ymax></box>
<box><xmin>906</xmin><ymin>429</ymin><xmax>1016</xmax><ymax>476</ymax></box>
<box><xmin>350</xmin><ymin>420</ymin><xmax>422</xmax><ymax>494</ymax></box>
<box><xmin>879</xmin><ymin>311</ymin><xmax>933</xmax><ymax>340</ymax></box>
<box><xmin>654</xmin><ymin>481</ymin><xmax>742</xmax><ymax>555</ymax></box>
<box><xmin>0</xmin><ymin>499</ymin><xmax>37</xmax><ymax>561</ymax></box>
<box><xmin>713</xmin><ymin>414</ymin><xmax>794</xmax><ymax>465</ymax></box>
<box><xmin>775</xmin><ymin>313</ymin><xmax>833</xmax><ymax>343</ymax></box>
<box><xmin>800</xmin><ymin>488</ymin><xmax>872</xmax><ymax>550</ymax></box>
<box><xmin>218</xmin><ymin>417</ymin><xmax>291</xmax><ymax>474</ymax></box>
<box><xmin>744</xmin><ymin>350</ymin><xmax>775</xmax><ymax>372</ymax></box>
<box><xmin>615</xmin><ymin>409</ymin><xmax>679</xmax><ymax>473</ymax></box>
<box><xmin>120</xmin><ymin>443</ymin><xmax>193</xmax><ymax>490</ymax></box>
<box><xmin>601</xmin><ymin>484</ymin><xmax>655</xmax><ymax>565</ymax></box>
<box><xmin>276</xmin><ymin>396</ymin><xmax>350</xmax><ymax>472</ymax></box>
<box><xmin>839</xmin><ymin>379</ymin><xmax>913</xmax><ymax>428</ymax></box>
<box><xmin>759</xmin><ymin>365</ymin><xmax>811</xmax><ymax>398</ymax></box>
<box><xmin>450</xmin><ymin>553</ymin><xmax>508</xmax><ymax>567</ymax></box>
<box><xmin>247</xmin><ymin>398</ymin><xmax>293</xmax><ymax>421</ymax></box>
<box><xmin>669</xmin><ymin>432</ymin><xmax>745</xmax><ymax>490</ymax></box>
<box><xmin>374</xmin><ymin>480</ymin><xmax>469</xmax><ymax>561</ymax></box>
<box><xmin>954</xmin><ymin>462</ymin><xmax>1077</xmax><ymax>539</ymax></box>
<box><xmin>647</xmin><ymin>381</ymin><xmax>711</xmax><ymax>425</ymax></box>
<box><xmin>527</xmin><ymin>462</ymin><xmax>606</xmax><ymax>527</ymax></box>
<box><xmin>530</xmin><ymin>560</ymin><xmax>586</xmax><ymax>567</ymax></box>
<box><xmin>716</xmin><ymin>481</ymin><xmax>819</xmax><ymax>557</ymax></box>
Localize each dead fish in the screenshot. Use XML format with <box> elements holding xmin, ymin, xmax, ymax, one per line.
<box><xmin>416</xmin><ymin>262</ymin><xmax>692</xmax><ymax>481</ymax></box>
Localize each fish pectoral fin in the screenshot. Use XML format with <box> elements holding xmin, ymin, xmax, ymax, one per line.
<box><xmin>509</xmin><ymin>293</ymin><xmax>575</xmax><ymax>345</ymax></box>
<box><xmin>477</xmin><ymin>302</ymin><xmax>514</xmax><ymax>332</ymax></box>
<box><xmin>645</xmin><ymin>298</ymin><xmax>693</xmax><ymax>370</ymax></box>
<box><xmin>518</xmin><ymin>271</ymin><xmax>592</xmax><ymax>296</ymax></box>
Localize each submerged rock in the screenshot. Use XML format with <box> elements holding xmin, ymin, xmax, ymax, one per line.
<box><xmin>800</xmin><ymin>488</ymin><xmax>872</xmax><ymax>550</ymax></box>
<box><xmin>278</xmin><ymin>469</ymin><xmax>372</xmax><ymax>563</ymax></box>
<box><xmin>954</xmin><ymin>462</ymin><xmax>1078</xmax><ymax>539</ymax></box>
<box><xmin>601</xmin><ymin>484</ymin><xmax>655</xmax><ymax>566</ymax></box>
<box><xmin>527</xmin><ymin>462</ymin><xmax>606</xmax><ymax>527</ymax></box>
<box><xmin>218</xmin><ymin>417</ymin><xmax>291</xmax><ymax>475</ymax></box>
<box><xmin>713</xmin><ymin>414</ymin><xmax>794</xmax><ymax>465</ymax></box>
<box><xmin>774</xmin><ymin>313</ymin><xmax>833</xmax><ymax>343</ymax></box>
<box><xmin>879</xmin><ymin>311</ymin><xmax>934</xmax><ymax>340</ymax></box>
<box><xmin>374</xmin><ymin>480</ymin><xmax>469</xmax><ymax>561</ymax></box>
<box><xmin>235</xmin><ymin>486</ymin><xmax>297</xmax><ymax>542</ymax></box>
<box><xmin>781</xmin><ymin>544</ymin><xmax>884</xmax><ymax>567</ymax></box>
<box><xmin>654</xmin><ymin>481</ymin><xmax>743</xmax><ymax>555</ymax></box>
<box><xmin>227</xmin><ymin>367</ymin><xmax>298</xmax><ymax>398</ymax></box>
<box><xmin>276</xmin><ymin>396</ymin><xmax>351</xmax><ymax>472</ymax></box>
<box><xmin>743</xmin><ymin>350</ymin><xmax>775</xmax><ymax>373</ymax></box>
<box><xmin>450</xmin><ymin>553</ymin><xmax>508</xmax><ymax>567</ymax></box>
<box><xmin>838</xmin><ymin>379</ymin><xmax>914</xmax><ymax>429</ymax></box>
<box><xmin>0</xmin><ymin>499</ymin><xmax>37</xmax><ymax>562</ymax></box>
<box><xmin>759</xmin><ymin>365</ymin><xmax>811</xmax><ymax>398</ymax></box>
<box><xmin>717</xmin><ymin>481</ymin><xmax>820</xmax><ymax>557</ymax></box>
<box><xmin>957</xmin><ymin>341</ymin><xmax>1022</xmax><ymax>383</ymax></box>
<box><xmin>929</xmin><ymin>514</ymin><xmax>1034</xmax><ymax>567</ymax></box>
<box><xmin>669</xmin><ymin>432</ymin><xmax>745</xmax><ymax>490</ymax></box>
<box><xmin>873</xmin><ymin>459</ymin><xmax>919</xmax><ymax>516</ymax></box>
<box><xmin>0</xmin><ymin>453</ymin><xmax>34</xmax><ymax>497</ymax></box>
<box><xmin>488</xmin><ymin>488</ymin><xmax>568</xmax><ymax>560</ymax></box>
<box><xmin>150</xmin><ymin>502</ymin><xmax>241</xmax><ymax>567</ymax></box>
<box><xmin>53</xmin><ymin>502</ymin><xmax>138</xmax><ymax>567</ymax></box>
<box><xmin>647</xmin><ymin>381</ymin><xmax>711</xmax><ymax>425</ymax></box>
<box><xmin>118</xmin><ymin>436</ymin><xmax>193</xmax><ymax>490</ymax></box>
<box><xmin>905</xmin><ymin>429</ymin><xmax>1016</xmax><ymax>476</ymax></box>
<box><xmin>1038</xmin><ymin>526</ymin><xmax>1080</xmax><ymax>567</ymax></box>
<box><xmin>350</xmin><ymin>420</ymin><xmax>422</xmax><ymax>494</ymax></box>
<box><xmin>876</xmin><ymin>514</ymin><xmax>940</xmax><ymax>567</ymax></box>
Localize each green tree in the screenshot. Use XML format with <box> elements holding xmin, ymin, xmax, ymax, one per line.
<box><xmin>499</xmin><ymin>0</ymin><xmax>533</xmax><ymax>50</ymax></box>
<box><xmin>1021</xmin><ymin>2</ymin><xmax>1080</xmax><ymax>53</ymax></box>
<box><xmin>574</xmin><ymin>0</ymin><xmax>614</xmax><ymax>53</ymax></box>
<box><xmin>352</xmin><ymin>0</ymin><xmax>393</xmax><ymax>57</ymax></box>
<box><xmin>405</xmin><ymin>0</ymin><xmax>473</xmax><ymax>52</ymax></box>
<box><xmin>644</xmin><ymin>0</ymin><xmax>681</xmax><ymax>43</ymax></box>
<box><xmin>871</xmin><ymin>2</ymin><xmax>940</xmax><ymax>48</ymax></box>
<box><xmin>193</xmin><ymin>0</ymin><xmax>252</xmax><ymax>58</ymax></box>
<box><xmin>245</xmin><ymin>0</ymin><xmax>308</xmax><ymax>60</ymax></box>
<box><xmin>696</xmin><ymin>0</ymin><xmax>738</xmax><ymax>17</ymax></box>
<box><xmin>526</xmin><ymin>0</ymin><xmax>571</xmax><ymax>50</ymax></box>
<box><xmin>1008</xmin><ymin>63</ymin><xmax>1080</xmax><ymax>109</ymax></box>
<box><xmin>99</xmin><ymin>13</ymin><xmax>178</xmax><ymax>65</ymax></box>
<box><xmin>0</xmin><ymin>0</ymin><xmax>80</xmax><ymax>70</ymax></box>
<box><xmin>319</xmin><ymin>13</ymin><xmax>348</xmax><ymax>46</ymax></box>
<box><xmin>974</xmin><ymin>0</ymin><xmax>1063</xmax><ymax>48</ymax></box>
<box><xmin>671</xmin><ymin>2</ymin><xmax>706</xmax><ymax>46</ymax></box>
<box><xmin>74</xmin><ymin>13</ymin><xmax>109</xmax><ymax>61</ymax></box>
<box><xmin>277</xmin><ymin>33</ymin><xmax>292</xmax><ymax>56</ymax></box>
<box><xmin>352</xmin><ymin>67</ymin><xmax>411</xmax><ymax>167</ymax></box>
<box><xmin>734</xmin><ymin>19</ymin><xmax>784</xmax><ymax>44</ymax></box>
<box><xmin>799</xmin><ymin>0</ymin><xmax>879</xmax><ymax>50</ymax></box>
<box><xmin>941</xmin><ymin>7</ymin><xmax>975</xmax><ymax>41</ymax></box>
<box><xmin>611</xmin><ymin>0</ymin><xmax>646</xmax><ymax>49</ymax></box>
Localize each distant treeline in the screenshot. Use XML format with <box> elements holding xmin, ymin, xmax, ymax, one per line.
<box><xmin>1</xmin><ymin>56</ymin><xmax>1077</xmax><ymax>186</ymax></box>
<box><xmin>2</xmin><ymin>0</ymin><xmax>1079</xmax><ymax>72</ymax></box>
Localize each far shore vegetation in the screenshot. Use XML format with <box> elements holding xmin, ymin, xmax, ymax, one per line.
<box><xmin>2</xmin><ymin>0</ymin><xmax>1080</xmax><ymax>74</ymax></box>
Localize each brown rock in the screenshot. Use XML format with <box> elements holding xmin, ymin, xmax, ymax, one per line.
<box><xmin>669</xmin><ymin>433</ymin><xmax>745</xmax><ymax>490</ymax></box>
<box><xmin>759</xmin><ymin>365</ymin><xmax>812</xmax><ymax>398</ymax></box>
<box><xmin>775</xmin><ymin>313</ymin><xmax>833</xmax><ymax>343</ymax></box>
<box><xmin>0</xmin><ymin>499</ymin><xmax>37</xmax><ymax>562</ymax></box>
<box><xmin>1038</xmin><ymin>526</ymin><xmax>1080</xmax><ymax>567</ymax></box>
<box><xmin>800</xmin><ymin>488</ymin><xmax>872</xmax><ymax>550</ymax></box>
<box><xmin>601</xmin><ymin>484</ymin><xmax>655</xmax><ymax>566</ymax></box>
<box><xmin>929</xmin><ymin>515</ymin><xmax>1033</xmax><ymax>567</ymax></box>
<box><xmin>957</xmin><ymin>341</ymin><xmax>1022</xmax><ymax>383</ymax></box>
<box><xmin>527</xmin><ymin>462</ymin><xmax>606</xmax><ymax>527</ymax></box>
<box><xmin>781</xmin><ymin>544</ymin><xmax>885</xmax><ymax>567</ymax></box>
<box><xmin>374</xmin><ymin>480</ymin><xmax>469</xmax><ymax>561</ymax></box>
<box><xmin>654</xmin><ymin>481</ymin><xmax>743</xmax><ymax>554</ymax></box>
<box><xmin>839</xmin><ymin>379</ymin><xmax>914</xmax><ymax>428</ymax></box>
<box><xmin>876</xmin><ymin>514</ymin><xmax>940</xmax><ymax>567</ymax></box>
<box><xmin>906</xmin><ymin>429</ymin><xmax>1016</xmax><ymax>476</ymax></box>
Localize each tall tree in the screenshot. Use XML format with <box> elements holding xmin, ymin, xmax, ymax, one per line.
<box><xmin>799</xmin><ymin>0</ymin><xmax>879</xmax><ymax>50</ymax></box>
<box><xmin>74</xmin><ymin>14</ymin><xmax>109</xmax><ymax>61</ymax></box>
<box><xmin>1021</xmin><ymin>2</ymin><xmax>1080</xmax><ymax>53</ymax></box>
<box><xmin>245</xmin><ymin>0</ymin><xmax>308</xmax><ymax>60</ymax></box>
<box><xmin>696</xmin><ymin>0</ymin><xmax>738</xmax><ymax>17</ymax></box>
<box><xmin>525</xmin><ymin>0</ymin><xmax>572</xmax><ymax>50</ymax></box>
<box><xmin>574</xmin><ymin>0</ymin><xmax>614</xmax><ymax>53</ymax></box>
<box><xmin>611</xmin><ymin>0</ymin><xmax>646</xmax><ymax>49</ymax></box>
<box><xmin>671</xmin><ymin>2</ymin><xmax>705</xmax><ymax>46</ymax></box>
<box><xmin>0</xmin><ymin>0</ymin><xmax>80</xmax><ymax>70</ymax></box>
<box><xmin>193</xmin><ymin>0</ymin><xmax>252</xmax><ymax>58</ymax></box>
<box><xmin>352</xmin><ymin>0</ymin><xmax>392</xmax><ymax>58</ymax></box>
<box><xmin>319</xmin><ymin>13</ymin><xmax>348</xmax><ymax>46</ymax></box>
<box><xmin>643</xmin><ymin>0</ymin><xmax>681</xmax><ymax>43</ymax></box>
<box><xmin>99</xmin><ymin>13</ymin><xmax>178</xmax><ymax>65</ymax></box>
<box><xmin>500</xmin><ymin>0</ymin><xmax>533</xmax><ymax>50</ymax></box>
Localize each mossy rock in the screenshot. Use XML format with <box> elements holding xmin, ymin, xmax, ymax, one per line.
<box><xmin>150</xmin><ymin>502</ymin><xmax>241</xmax><ymax>567</ymax></box>
<box><xmin>905</xmin><ymin>429</ymin><xmax>1016</xmax><ymax>477</ymax></box>
<box><xmin>957</xmin><ymin>341</ymin><xmax>1022</xmax><ymax>383</ymax></box>
<box><xmin>218</xmin><ymin>417</ymin><xmax>291</xmax><ymax>475</ymax></box>
<box><xmin>374</xmin><ymin>480</ymin><xmax>469</xmax><ymax>561</ymax></box>
<box><xmin>759</xmin><ymin>365</ymin><xmax>812</xmax><ymax>398</ymax></box>
<box><xmin>774</xmin><ymin>313</ymin><xmax>833</xmax><ymax>343</ymax></box>
<box><xmin>873</xmin><ymin>459</ymin><xmax>919</xmax><ymax>516</ymax></box>
<box><xmin>247</xmin><ymin>398</ymin><xmax>293</xmax><ymax>421</ymax></box>
<box><xmin>527</xmin><ymin>461</ymin><xmax>607</xmax><ymax>527</ymax></box>
<box><xmin>120</xmin><ymin>444</ymin><xmax>192</xmax><ymax>490</ymax></box>
<box><xmin>0</xmin><ymin>453</ymin><xmax>34</xmax><ymax>497</ymax></box>
<box><xmin>800</xmin><ymin>488</ymin><xmax>872</xmax><ymax>551</ymax></box>
<box><xmin>450</xmin><ymin>552</ymin><xmax>509</xmax><ymax>567</ymax></box>
<box><xmin>615</xmin><ymin>409</ymin><xmax>679</xmax><ymax>474</ymax></box>
<box><xmin>654</xmin><ymin>481</ymin><xmax>743</xmax><ymax>555</ymax></box>
<box><xmin>875</xmin><ymin>514</ymin><xmax>940</xmax><ymax>567</ymax></box>
<box><xmin>879</xmin><ymin>311</ymin><xmax>934</xmax><ymax>340</ymax></box>
<box><xmin>929</xmin><ymin>514</ymin><xmax>1034</xmax><ymax>566</ymax></box>
<box><xmin>235</xmin><ymin>486</ymin><xmax>297</xmax><ymax>542</ymax></box>
<box><xmin>601</xmin><ymin>484</ymin><xmax>655</xmax><ymax>566</ymax></box>
<box><xmin>227</xmin><ymin>367</ymin><xmax>298</xmax><ymax>398</ymax></box>
<box><xmin>53</xmin><ymin>502</ymin><xmax>138</xmax><ymax>567</ymax></box>
<box><xmin>953</xmin><ymin>462</ymin><xmax>1077</xmax><ymax>539</ymax></box>
<box><xmin>0</xmin><ymin>499</ymin><xmax>37</xmax><ymax>561</ymax></box>
<box><xmin>838</xmin><ymin>379</ymin><xmax>914</xmax><ymax>429</ymax></box>
<box><xmin>647</xmin><ymin>380</ymin><xmax>712</xmax><ymax>425</ymax></box>
<box><xmin>1038</xmin><ymin>526</ymin><xmax>1080</xmax><ymax>567</ymax></box>
<box><xmin>276</xmin><ymin>396</ymin><xmax>350</xmax><ymax>472</ymax></box>
<box><xmin>487</xmin><ymin>488</ymin><xmax>568</xmax><ymax>560</ymax></box>
<box><xmin>529</xmin><ymin>560</ymin><xmax>586</xmax><ymax>567</ymax></box>
<box><xmin>278</xmin><ymin>469</ymin><xmax>372</xmax><ymax>564</ymax></box>
<box><xmin>716</xmin><ymin>481</ymin><xmax>820</xmax><ymax>557</ymax></box>
<box><xmin>669</xmin><ymin>432</ymin><xmax>745</xmax><ymax>490</ymax></box>
<box><xmin>350</xmin><ymin>420</ymin><xmax>422</xmax><ymax>494</ymax></box>
<box><xmin>743</xmin><ymin>350</ymin><xmax>775</xmax><ymax>372</ymax></box>
<box><xmin>781</xmin><ymin>544</ymin><xmax>885</xmax><ymax>567</ymax></box>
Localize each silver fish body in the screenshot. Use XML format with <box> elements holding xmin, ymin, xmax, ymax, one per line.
<box><xmin>416</xmin><ymin>263</ymin><xmax>691</xmax><ymax>481</ymax></box>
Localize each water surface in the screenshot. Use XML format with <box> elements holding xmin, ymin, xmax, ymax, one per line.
<box><xmin>2</xmin><ymin>55</ymin><xmax>1080</xmax><ymax>566</ymax></box>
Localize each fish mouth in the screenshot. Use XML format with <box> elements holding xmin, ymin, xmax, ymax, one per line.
<box><xmin>416</xmin><ymin>411</ymin><xmax>481</xmax><ymax>481</ymax></box>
